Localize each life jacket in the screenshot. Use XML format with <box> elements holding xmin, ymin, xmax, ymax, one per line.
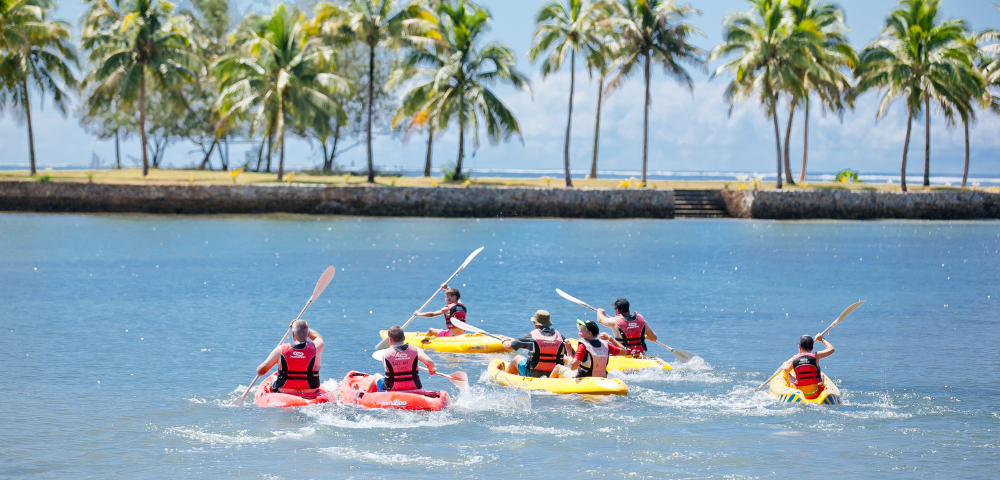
<box><xmin>578</xmin><ymin>339</ymin><xmax>610</xmax><ymax>378</ymax></box>
<box><xmin>274</xmin><ymin>341</ymin><xmax>320</xmax><ymax>392</ymax></box>
<box><xmin>529</xmin><ymin>328</ymin><xmax>564</xmax><ymax>374</ymax></box>
<box><xmin>615</xmin><ymin>312</ymin><xmax>648</xmax><ymax>356</ymax></box>
<box><xmin>383</xmin><ymin>344</ymin><xmax>422</xmax><ymax>391</ymax></box>
<box><xmin>444</xmin><ymin>301</ymin><xmax>467</xmax><ymax>330</ymax></box>
<box><xmin>791</xmin><ymin>352</ymin><xmax>823</xmax><ymax>388</ymax></box>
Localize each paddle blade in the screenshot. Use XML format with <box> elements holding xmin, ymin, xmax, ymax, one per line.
<box><xmin>459</xmin><ymin>247</ymin><xmax>485</xmax><ymax>270</ymax></box>
<box><xmin>311</xmin><ymin>266</ymin><xmax>336</xmax><ymax>301</ymax></box>
<box><xmin>232</xmin><ymin>396</ymin><xmax>246</xmax><ymax>406</ymax></box>
<box><xmin>371</xmin><ymin>350</ymin><xmax>385</xmax><ymax>361</ymax></box>
<box><xmin>671</xmin><ymin>348</ymin><xmax>695</xmax><ymax>363</ymax></box>
<box><xmin>556</xmin><ymin>288</ymin><xmax>597</xmax><ymax>311</ymax></box>
<box><xmin>819</xmin><ymin>300</ymin><xmax>865</xmax><ymax>336</ymax></box>
<box><xmin>448</xmin><ymin>319</ymin><xmax>504</xmax><ymax>341</ymax></box>
<box><xmin>374</xmin><ymin>336</ymin><xmax>391</xmax><ymax>350</ymax></box>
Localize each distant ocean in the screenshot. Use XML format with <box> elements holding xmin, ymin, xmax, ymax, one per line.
<box><xmin>3</xmin><ymin>164</ymin><xmax>998</xmax><ymax>186</ymax></box>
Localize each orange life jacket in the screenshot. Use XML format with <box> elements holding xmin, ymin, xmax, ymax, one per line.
<box><xmin>791</xmin><ymin>352</ymin><xmax>822</xmax><ymax>387</ymax></box>
<box><xmin>383</xmin><ymin>345</ymin><xmax>421</xmax><ymax>391</ymax></box>
<box><xmin>615</xmin><ymin>313</ymin><xmax>648</xmax><ymax>356</ymax></box>
<box><xmin>529</xmin><ymin>328</ymin><xmax>564</xmax><ymax>373</ymax></box>
<box><xmin>274</xmin><ymin>341</ymin><xmax>320</xmax><ymax>392</ymax></box>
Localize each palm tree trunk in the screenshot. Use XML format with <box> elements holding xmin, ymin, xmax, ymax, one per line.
<box><xmin>424</xmin><ymin>126</ymin><xmax>434</xmax><ymax>177</ymax></box>
<box><xmin>366</xmin><ymin>42</ymin><xmax>376</xmax><ymax>183</ymax></box>
<box><xmin>923</xmin><ymin>96</ymin><xmax>930</xmax><ymax>187</ymax></box>
<box><xmin>456</xmin><ymin>126</ymin><xmax>465</xmax><ymax>179</ymax></box>
<box><xmin>563</xmin><ymin>51</ymin><xmax>575</xmax><ymax>188</ymax></box>
<box><xmin>783</xmin><ymin>99</ymin><xmax>796</xmax><ymax>186</ymax></box>
<box><xmin>198</xmin><ymin>138</ymin><xmax>218</xmax><ymax>170</ymax></box>
<box><xmin>961</xmin><ymin>119</ymin><xmax>969</xmax><ymax>188</ymax></box>
<box><xmin>771</xmin><ymin>93</ymin><xmax>783</xmax><ymax>190</ymax></box>
<box><xmin>23</xmin><ymin>79</ymin><xmax>36</xmax><ymax>176</ymax></box>
<box><xmin>139</xmin><ymin>70</ymin><xmax>150</xmax><ymax>177</ymax></box>
<box><xmin>901</xmin><ymin>110</ymin><xmax>912</xmax><ymax>192</ymax></box>
<box><xmin>115</xmin><ymin>128</ymin><xmax>121</xmax><ymax>169</ymax></box>
<box><xmin>799</xmin><ymin>96</ymin><xmax>809</xmax><ymax>184</ymax></box>
<box><xmin>278</xmin><ymin>127</ymin><xmax>285</xmax><ymax>182</ymax></box>
<box><xmin>255</xmin><ymin>138</ymin><xmax>265</xmax><ymax>172</ymax></box>
<box><xmin>590</xmin><ymin>74</ymin><xmax>604</xmax><ymax>180</ymax></box>
<box><xmin>265</xmin><ymin>126</ymin><xmax>273</xmax><ymax>173</ymax></box>
<box><xmin>641</xmin><ymin>50</ymin><xmax>651</xmax><ymax>187</ymax></box>
<box><xmin>323</xmin><ymin>125</ymin><xmax>340</xmax><ymax>173</ymax></box>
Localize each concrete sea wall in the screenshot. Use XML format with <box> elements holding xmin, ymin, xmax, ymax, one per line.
<box><xmin>721</xmin><ymin>189</ymin><xmax>1000</xmax><ymax>220</ymax></box>
<box><xmin>0</xmin><ymin>182</ymin><xmax>675</xmax><ymax>218</ymax></box>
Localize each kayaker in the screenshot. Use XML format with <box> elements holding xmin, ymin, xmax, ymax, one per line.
<box><xmin>780</xmin><ymin>334</ymin><xmax>835</xmax><ymax>399</ymax></box>
<box><xmin>500</xmin><ymin>310</ymin><xmax>567</xmax><ymax>378</ymax></box>
<box><xmin>595</xmin><ymin>297</ymin><xmax>658</xmax><ymax>357</ymax></box>
<box><xmin>255</xmin><ymin>319</ymin><xmax>324</xmax><ymax>394</ymax></box>
<box><xmin>377</xmin><ymin>326</ymin><xmax>436</xmax><ymax>392</ymax></box>
<box><xmin>415</xmin><ymin>284</ymin><xmax>467</xmax><ymax>337</ymax></box>
<box><xmin>550</xmin><ymin>320</ymin><xmax>625</xmax><ymax>379</ymax></box>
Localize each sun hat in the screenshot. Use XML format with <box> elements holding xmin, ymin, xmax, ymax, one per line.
<box><xmin>531</xmin><ymin>310</ymin><xmax>552</xmax><ymax>327</ymax></box>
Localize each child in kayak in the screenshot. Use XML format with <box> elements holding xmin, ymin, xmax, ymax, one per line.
<box><xmin>415</xmin><ymin>284</ymin><xmax>467</xmax><ymax>338</ymax></box>
<box><xmin>501</xmin><ymin>310</ymin><xmax>568</xmax><ymax>378</ymax></box>
<box><xmin>780</xmin><ymin>334</ymin><xmax>835</xmax><ymax>399</ymax></box>
<box><xmin>550</xmin><ymin>320</ymin><xmax>626</xmax><ymax>379</ymax></box>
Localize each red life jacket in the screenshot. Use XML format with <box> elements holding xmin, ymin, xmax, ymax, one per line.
<box><xmin>791</xmin><ymin>352</ymin><xmax>823</xmax><ymax>387</ymax></box>
<box><xmin>529</xmin><ymin>328</ymin><xmax>564</xmax><ymax>373</ymax></box>
<box><xmin>444</xmin><ymin>301</ymin><xmax>467</xmax><ymax>330</ymax></box>
<box><xmin>615</xmin><ymin>313</ymin><xmax>648</xmax><ymax>356</ymax></box>
<box><xmin>383</xmin><ymin>344</ymin><xmax>422</xmax><ymax>391</ymax></box>
<box><xmin>579</xmin><ymin>339</ymin><xmax>610</xmax><ymax>378</ymax></box>
<box><xmin>274</xmin><ymin>341</ymin><xmax>320</xmax><ymax>392</ymax></box>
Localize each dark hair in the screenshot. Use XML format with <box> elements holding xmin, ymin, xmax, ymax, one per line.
<box><xmin>613</xmin><ymin>297</ymin><xmax>630</xmax><ymax>313</ymax></box>
<box><xmin>388</xmin><ymin>326</ymin><xmax>405</xmax><ymax>343</ymax></box>
<box><xmin>446</xmin><ymin>288</ymin><xmax>460</xmax><ymax>300</ymax></box>
<box><xmin>799</xmin><ymin>335</ymin><xmax>814</xmax><ymax>351</ymax></box>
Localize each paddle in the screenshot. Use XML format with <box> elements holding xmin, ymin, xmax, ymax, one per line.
<box><xmin>447</xmin><ymin>318</ymin><xmax>506</xmax><ymax>342</ymax></box>
<box><xmin>233</xmin><ymin>266</ymin><xmax>336</xmax><ymax>406</ymax></box>
<box><xmin>555</xmin><ymin>288</ymin><xmax>695</xmax><ymax>363</ymax></box>
<box><xmin>370</xmin><ymin>350</ymin><xmax>469</xmax><ymax>390</ymax></box>
<box><xmin>754</xmin><ymin>300</ymin><xmax>865</xmax><ymax>392</ymax></box>
<box><xmin>374</xmin><ymin>246</ymin><xmax>485</xmax><ymax>350</ymax></box>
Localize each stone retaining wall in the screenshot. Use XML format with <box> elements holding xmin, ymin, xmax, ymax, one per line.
<box><xmin>0</xmin><ymin>182</ymin><xmax>675</xmax><ymax>218</ymax></box>
<box><xmin>721</xmin><ymin>189</ymin><xmax>1000</xmax><ymax>220</ymax></box>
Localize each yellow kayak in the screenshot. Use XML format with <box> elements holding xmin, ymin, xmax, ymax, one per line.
<box><xmin>487</xmin><ymin>359</ymin><xmax>628</xmax><ymax>395</ymax></box>
<box><xmin>379</xmin><ymin>330</ymin><xmax>509</xmax><ymax>353</ymax></box>
<box><xmin>567</xmin><ymin>339</ymin><xmax>672</xmax><ymax>372</ymax></box>
<box><xmin>769</xmin><ymin>372</ymin><xmax>842</xmax><ymax>405</ymax></box>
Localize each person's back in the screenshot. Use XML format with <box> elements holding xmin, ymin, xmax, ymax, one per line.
<box><xmin>614</xmin><ymin>311</ymin><xmax>648</xmax><ymax>356</ymax></box>
<box><xmin>502</xmin><ymin>310</ymin><xmax>566</xmax><ymax>378</ymax></box>
<box><xmin>256</xmin><ymin>320</ymin><xmax>324</xmax><ymax>395</ymax></box>
<box><xmin>782</xmin><ymin>334</ymin><xmax>834</xmax><ymax>399</ymax></box>
<box><xmin>378</xmin><ymin>325</ymin><xmax>436</xmax><ymax>392</ymax></box>
<box><xmin>550</xmin><ymin>320</ymin><xmax>625</xmax><ymax>379</ymax></box>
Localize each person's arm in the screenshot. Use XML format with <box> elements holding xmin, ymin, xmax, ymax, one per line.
<box><xmin>815</xmin><ymin>334</ymin><xmax>834</xmax><ymax>359</ymax></box>
<box><xmin>596</xmin><ymin>308</ymin><xmax>617</xmax><ymax>328</ymax></box>
<box><xmin>599</xmin><ymin>332</ymin><xmax>625</xmax><ymax>351</ymax></box>
<box><xmin>780</xmin><ymin>358</ymin><xmax>794</xmax><ymax>374</ymax></box>
<box><xmin>503</xmin><ymin>333</ymin><xmax>533</xmax><ymax>352</ymax></box>
<box><xmin>643</xmin><ymin>322</ymin><xmax>658</xmax><ymax>342</ymax></box>
<box><xmin>310</xmin><ymin>329</ymin><xmax>324</xmax><ymax>370</ymax></box>
<box><xmin>416</xmin><ymin>348</ymin><xmax>436</xmax><ymax>376</ymax></box>
<box><xmin>414</xmin><ymin>306</ymin><xmax>448</xmax><ymax>318</ymax></box>
<box><xmin>255</xmin><ymin>345</ymin><xmax>282</xmax><ymax>376</ymax></box>
<box><xmin>563</xmin><ymin>342</ymin><xmax>586</xmax><ymax>370</ymax></box>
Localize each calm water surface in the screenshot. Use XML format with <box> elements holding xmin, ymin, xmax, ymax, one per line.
<box><xmin>1</xmin><ymin>214</ymin><xmax>998</xmax><ymax>479</ymax></box>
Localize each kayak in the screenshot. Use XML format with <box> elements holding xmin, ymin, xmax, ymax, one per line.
<box><xmin>338</xmin><ymin>371</ymin><xmax>450</xmax><ymax>411</ymax></box>
<box><xmin>379</xmin><ymin>330</ymin><xmax>509</xmax><ymax>354</ymax></box>
<box><xmin>487</xmin><ymin>359</ymin><xmax>628</xmax><ymax>395</ymax></box>
<box><xmin>769</xmin><ymin>371</ymin><xmax>842</xmax><ymax>405</ymax></box>
<box><xmin>254</xmin><ymin>374</ymin><xmax>336</xmax><ymax>407</ymax></box>
<box><xmin>567</xmin><ymin>339</ymin><xmax>672</xmax><ymax>372</ymax></box>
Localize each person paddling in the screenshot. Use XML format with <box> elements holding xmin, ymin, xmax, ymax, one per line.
<box><xmin>595</xmin><ymin>297</ymin><xmax>658</xmax><ymax>357</ymax></box>
<box><xmin>255</xmin><ymin>320</ymin><xmax>324</xmax><ymax>395</ymax></box>
<box><xmin>501</xmin><ymin>310</ymin><xmax>567</xmax><ymax>378</ymax></box>
<box><xmin>415</xmin><ymin>284</ymin><xmax>467</xmax><ymax>338</ymax></box>
<box><xmin>377</xmin><ymin>326</ymin><xmax>436</xmax><ymax>392</ymax></box>
<box><xmin>780</xmin><ymin>334</ymin><xmax>835</xmax><ymax>399</ymax></box>
<box><xmin>550</xmin><ymin>320</ymin><xmax>625</xmax><ymax>379</ymax></box>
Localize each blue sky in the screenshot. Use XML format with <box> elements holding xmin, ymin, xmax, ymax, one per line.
<box><xmin>1</xmin><ymin>0</ymin><xmax>998</xmax><ymax>180</ymax></box>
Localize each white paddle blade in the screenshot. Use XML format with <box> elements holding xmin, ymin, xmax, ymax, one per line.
<box><xmin>819</xmin><ymin>300</ymin><xmax>865</xmax><ymax>336</ymax></box>
<box><xmin>371</xmin><ymin>350</ymin><xmax>385</xmax><ymax>361</ymax></box>
<box><xmin>459</xmin><ymin>247</ymin><xmax>486</xmax><ymax>270</ymax></box>
<box><xmin>311</xmin><ymin>266</ymin><xmax>336</xmax><ymax>300</ymax></box>
<box><xmin>448</xmin><ymin>319</ymin><xmax>504</xmax><ymax>341</ymax></box>
<box><xmin>556</xmin><ymin>288</ymin><xmax>597</xmax><ymax>311</ymax></box>
<box><xmin>671</xmin><ymin>348</ymin><xmax>695</xmax><ymax>363</ymax></box>
<box><xmin>374</xmin><ymin>337</ymin><xmax>392</xmax><ymax>350</ymax></box>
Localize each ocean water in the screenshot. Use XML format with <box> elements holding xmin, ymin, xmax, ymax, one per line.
<box><xmin>1</xmin><ymin>214</ymin><xmax>998</xmax><ymax>479</ymax></box>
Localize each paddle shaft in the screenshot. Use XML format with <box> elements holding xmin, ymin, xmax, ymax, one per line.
<box><xmin>447</xmin><ymin>318</ymin><xmax>505</xmax><ymax>342</ymax></box>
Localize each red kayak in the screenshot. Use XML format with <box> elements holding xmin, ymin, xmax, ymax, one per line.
<box><xmin>338</xmin><ymin>371</ymin><xmax>450</xmax><ymax>411</ymax></box>
<box><xmin>254</xmin><ymin>374</ymin><xmax>335</xmax><ymax>407</ymax></box>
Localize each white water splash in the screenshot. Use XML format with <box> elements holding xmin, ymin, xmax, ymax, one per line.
<box><xmin>318</xmin><ymin>446</ymin><xmax>486</xmax><ymax>466</ymax></box>
<box><xmin>167</xmin><ymin>426</ymin><xmax>316</xmax><ymax>445</ymax></box>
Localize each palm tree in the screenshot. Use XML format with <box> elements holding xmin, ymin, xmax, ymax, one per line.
<box><xmin>785</xmin><ymin>0</ymin><xmax>855</xmax><ymax>185</ymax></box>
<box><xmin>586</xmin><ymin>39</ymin><xmax>615</xmax><ymax>179</ymax></box>
<box><xmin>412</xmin><ymin>1</ymin><xmax>530</xmax><ymax>180</ymax></box>
<box><xmin>942</xmin><ymin>34</ymin><xmax>995</xmax><ymax>189</ymax></box>
<box><xmin>214</xmin><ymin>5</ymin><xmax>349</xmax><ymax>181</ymax></box>
<box><xmin>528</xmin><ymin>0</ymin><xmax>608</xmax><ymax>187</ymax></box>
<box><xmin>80</xmin><ymin>0</ymin><xmax>200</xmax><ymax>177</ymax></box>
<box><xmin>607</xmin><ymin>0</ymin><xmax>705</xmax><ymax>187</ymax></box>
<box><xmin>314</xmin><ymin>0</ymin><xmax>432</xmax><ymax>183</ymax></box>
<box><xmin>710</xmin><ymin>0</ymin><xmax>804</xmax><ymax>190</ymax></box>
<box><xmin>853</xmin><ymin>0</ymin><xmax>970</xmax><ymax>191</ymax></box>
<box><xmin>390</xmin><ymin>61</ymin><xmax>444</xmax><ymax>177</ymax></box>
<box><xmin>0</xmin><ymin>0</ymin><xmax>78</xmax><ymax>176</ymax></box>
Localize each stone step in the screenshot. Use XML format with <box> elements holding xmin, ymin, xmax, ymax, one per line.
<box><xmin>674</xmin><ymin>190</ymin><xmax>729</xmax><ymax>218</ymax></box>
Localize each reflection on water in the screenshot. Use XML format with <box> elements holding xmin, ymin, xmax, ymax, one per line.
<box><xmin>1</xmin><ymin>214</ymin><xmax>998</xmax><ymax>478</ymax></box>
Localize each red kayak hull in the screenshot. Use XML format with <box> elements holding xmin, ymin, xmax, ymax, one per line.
<box><xmin>254</xmin><ymin>374</ymin><xmax>335</xmax><ymax>407</ymax></box>
<box><xmin>338</xmin><ymin>371</ymin><xmax>450</xmax><ymax>411</ymax></box>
